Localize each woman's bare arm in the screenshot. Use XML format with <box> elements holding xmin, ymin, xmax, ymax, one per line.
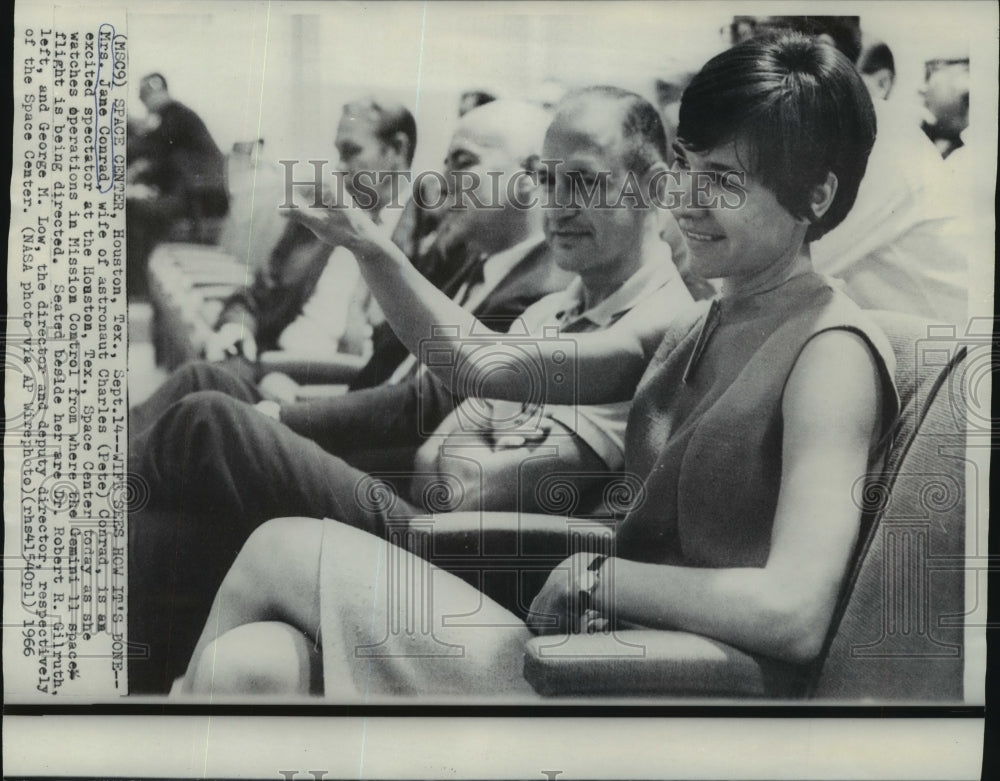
<box><xmin>289</xmin><ymin>203</ymin><xmax>657</xmax><ymax>404</ymax></box>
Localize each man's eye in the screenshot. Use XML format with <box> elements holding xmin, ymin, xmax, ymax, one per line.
<box><xmin>447</xmin><ymin>152</ymin><xmax>477</xmax><ymax>170</ymax></box>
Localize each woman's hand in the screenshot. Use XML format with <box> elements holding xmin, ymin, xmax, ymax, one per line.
<box><xmin>526</xmin><ymin>552</ymin><xmax>606</xmax><ymax>635</ymax></box>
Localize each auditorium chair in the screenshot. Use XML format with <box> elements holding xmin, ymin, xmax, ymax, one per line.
<box><xmin>147</xmin><ymin>143</ymin><xmax>289</xmax><ymax>369</ymax></box>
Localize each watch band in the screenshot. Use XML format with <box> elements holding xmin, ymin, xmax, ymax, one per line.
<box><xmin>579</xmin><ymin>554</ymin><xmax>608</xmax><ymax>613</ymax></box>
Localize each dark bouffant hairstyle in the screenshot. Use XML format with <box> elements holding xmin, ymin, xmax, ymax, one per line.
<box><xmin>677</xmin><ymin>33</ymin><xmax>876</xmax><ymax>242</ymax></box>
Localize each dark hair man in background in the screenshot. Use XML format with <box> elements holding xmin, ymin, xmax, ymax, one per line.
<box><xmin>127</xmin><ymin>73</ymin><xmax>229</xmax><ymax>298</ymax></box>
<box><xmin>858</xmin><ymin>41</ymin><xmax>896</xmax><ymax>101</ymax></box>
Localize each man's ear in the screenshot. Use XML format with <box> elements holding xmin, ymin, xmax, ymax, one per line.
<box><xmin>388</xmin><ymin>131</ymin><xmax>412</xmax><ymax>163</ymax></box>
<box><xmin>807</xmin><ymin>171</ymin><xmax>838</xmax><ymax>222</ymax></box>
<box><xmin>514</xmin><ymin>154</ymin><xmax>542</xmax><ymax>197</ymax></box>
<box><xmin>875</xmin><ymin>68</ymin><xmax>894</xmax><ymax>100</ymax></box>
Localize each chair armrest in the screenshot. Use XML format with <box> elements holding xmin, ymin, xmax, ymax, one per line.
<box><xmin>523</xmin><ymin>630</ymin><xmax>767</xmax><ymax>697</ymax></box>
<box><xmin>186</xmin><ymin>266</ymin><xmax>250</xmax><ymax>285</ymax></box>
<box><xmin>293</xmin><ymin>384</ymin><xmax>350</xmax><ymax>400</ymax></box>
<box><xmin>427</xmin><ymin>511</ymin><xmax>607</xmax><ymax>558</ymax></box>
<box><xmin>151</xmin><ymin>244</ymin><xmax>237</xmax><ymax>268</ymax></box>
<box><xmin>194</xmin><ymin>283</ymin><xmax>243</xmax><ymax>300</ymax></box>
<box><xmin>257</xmin><ymin>351</ymin><xmax>368</xmax><ymax>384</ymax></box>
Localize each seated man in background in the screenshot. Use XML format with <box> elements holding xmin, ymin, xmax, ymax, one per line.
<box><xmin>755</xmin><ymin>16</ymin><xmax>968</xmax><ymax>326</ymax></box>
<box><xmin>128</xmin><ymin>90</ymin><xmax>697</xmax><ymax>692</ymax></box>
<box><xmin>857</xmin><ymin>40</ymin><xmax>895</xmax><ymax>101</ymax></box>
<box><xmin>130</xmin><ymin>97</ymin><xmax>420</xmax><ymax>432</ymax></box>
<box><xmin>127</xmin><ymin>73</ymin><xmax>229</xmax><ymax>298</ymax></box>
<box><xmin>919</xmin><ymin>50</ymin><xmax>969</xmax><ymax>159</ymax></box>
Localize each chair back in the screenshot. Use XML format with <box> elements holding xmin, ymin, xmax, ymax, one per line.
<box><xmin>811</xmin><ymin>312</ymin><xmax>967</xmax><ymax>700</ymax></box>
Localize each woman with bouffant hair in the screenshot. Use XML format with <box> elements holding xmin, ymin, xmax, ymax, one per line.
<box><xmin>179</xmin><ymin>33</ymin><xmax>897</xmax><ymax>699</ymax></box>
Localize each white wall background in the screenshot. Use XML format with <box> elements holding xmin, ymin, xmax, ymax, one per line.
<box><xmin>125</xmin><ymin>1</ymin><xmax>980</xmax><ymax>175</ymax></box>
<box><xmin>125</xmin><ymin>1</ymin><xmax>729</xmax><ymax>173</ymax></box>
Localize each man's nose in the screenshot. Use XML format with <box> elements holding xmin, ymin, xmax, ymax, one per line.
<box><xmin>550</xmin><ymin>178</ymin><xmax>584</xmax><ymax>211</ymax></box>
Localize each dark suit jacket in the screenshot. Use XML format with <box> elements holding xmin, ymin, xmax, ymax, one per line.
<box><xmin>215</xmin><ymin>220</ymin><xmax>331</xmax><ymax>351</ymax></box>
<box><xmin>215</xmin><ymin>200</ymin><xmax>429</xmax><ymax>353</ymax></box>
<box><xmin>130</xmin><ymin>99</ymin><xmax>228</xmax><ymax>218</ymax></box>
<box><xmin>349</xmin><ymin>239</ymin><xmax>573</xmax><ymax>389</ymax></box>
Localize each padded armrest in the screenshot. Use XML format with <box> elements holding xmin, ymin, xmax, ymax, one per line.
<box><xmin>426</xmin><ymin>511</ymin><xmax>609</xmax><ymax>558</ymax></box>
<box><xmin>257</xmin><ymin>351</ymin><xmax>368</xmax><ymax>384</ymax></box>
<box><xmin>523</xmin><ymin>630</ymin><xmax>767</xmax><ymax>697</ymax></box>
<box><xmin>193</xmin><ymin>283</ymin><xmax>243</xmax><ymax>300</ymax></box>
<box><xmin>185</xmin><ymin>266</ymin><xmax>250</xmax><ymax>285</ymax></box>
<box><xmin>425</xmin><ymin>514</ymin><xmax>768</xmax><ymax>697</ymax></box>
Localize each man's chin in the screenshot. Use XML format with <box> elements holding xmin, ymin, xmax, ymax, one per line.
<box><xmin>551</xmin><ymin>249</ymin><xmax>588</xmax><ymax>272</ymax></box>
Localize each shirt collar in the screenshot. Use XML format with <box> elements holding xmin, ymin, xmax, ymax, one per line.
<box><xmin>556</xmin><ymin>252</ymin><xmax>686</xmax><ymax>328</ymax></box>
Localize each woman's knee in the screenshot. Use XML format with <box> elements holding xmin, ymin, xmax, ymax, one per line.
<box><xmin>241</xmin><ymin>517</ymin><xmax>324</xmax><ymax>569</ymax></box>
<box><xmin>224</xmin><ymin>517</ymin><xmax>326</xmax><ymax>616</ymax></box>
<box><xmin>190</xmin><ymin>621</ymin><xmax>320</xmax><ymax>695</ymax></box>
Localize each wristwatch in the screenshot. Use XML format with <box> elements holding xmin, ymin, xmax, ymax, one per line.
<box><xmin>579</xmin><ymin>554</ymin><xmax>608</xmax><ymax>613</ymax></box>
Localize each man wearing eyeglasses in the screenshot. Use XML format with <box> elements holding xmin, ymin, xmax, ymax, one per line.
<box><xmin>920</xmin><ymin>56</ymin><xmax>970</xmax><ymax>159</ymax></box>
